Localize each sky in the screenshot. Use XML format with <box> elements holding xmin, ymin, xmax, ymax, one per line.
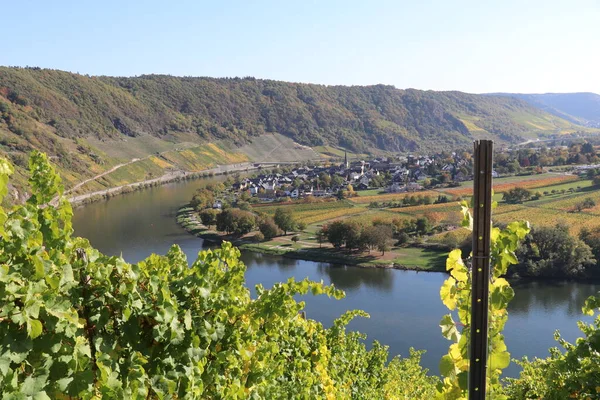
<box><xmin>3</xmin><ymin>0</ymin><xmax>600</xmax><ymax>94</ymax></box>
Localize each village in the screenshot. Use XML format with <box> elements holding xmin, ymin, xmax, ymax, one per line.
<box><xmin>224</xmin><ymin>151</ymin><xmax>473</xmax><ymax>204</ymax></box>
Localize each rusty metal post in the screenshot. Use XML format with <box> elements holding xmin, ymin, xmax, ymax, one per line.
<box><xmin>469</xmin><ymin>140</ymin><xmax>493</xmax><ymax>399</ymax></box>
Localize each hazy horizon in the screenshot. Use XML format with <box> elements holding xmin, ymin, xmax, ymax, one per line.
<box><xmin>3</xmin><ymin>0</ymin><xmax>599</xmax><ymax>94</ymax></box>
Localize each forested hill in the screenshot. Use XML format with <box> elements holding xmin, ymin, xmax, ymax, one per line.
<box><xmin>493</xmin><ymin>92</ymin><xmax>600</xmax><ymax>128</ymax></box>
<box><xmin>0</xmin><ymin>66</ymin><xmax>591</xmax><ymax>200</ymax></box>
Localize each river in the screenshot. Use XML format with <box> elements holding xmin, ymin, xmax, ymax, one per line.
<box><xmin>72</xmin><ymin>176</ymin><xmax>599</xmax><ymax>377</ymax></box>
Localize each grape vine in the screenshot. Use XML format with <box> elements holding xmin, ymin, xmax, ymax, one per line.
<box><xmin>0</xmin><ymin>152</ymin><xmax>437</xmax><ymax>398</ymax></box>
<box><xmin>436</xmin><ymin>200</ymin><xmax>530</xmax><ymax>399</ymax></box>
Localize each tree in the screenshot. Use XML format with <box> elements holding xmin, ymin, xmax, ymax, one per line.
<box><xmin>190</xmin><ymin>188</ymin><xmax>215</xmax><ymax>210</ymax></box>
<box><xmin>343</xmin><ymin>221</ymin><xmax>363</xmax><ymax>250</ymax></box>
<box><xmin>239</xmin><ymin>190</ymin><xmax>251</xmax><ymax>202</ymax></box>
<box><xmin>254</xmin><ymin>231</ymin><xmax>265</xmax><ymax>242</ymax></box>
<box><xmin>291</xmin><ymin>235</ymin><xmax>300</xmax><ymax>244</ymax></box>
<box><xmin>237</xmin><ymin>200</ymin><xmax>251</xmax><ymax>211</ymax></box>
<box><xmin>415</xmin><ymin>217</ymin><xmax>432</xmax><ymax>235</ymax></box>
<box><xmin>378</xmin><ymin>240</ymin><xmax>391</xmax><ymax>255</ymax></box>
<box><xmin>574</xmin><ymin>197</ymin><xmax>596</xmax><ymax>212</ymax></box>
<box><xmin>331</xmin><ymin>175</ymin><xmax>345</xmax><ymax>187</ymax></box>
<box><xmin>370</xmin><ymin>174</ymin><xmax>385</xmax><ymax>188</ymax></box>
<box><xmin>361</xmin><ymin>224</ymin><xmax>394</xmax><ymax>254</ymax></box>
<box><xmin>274</xmin><ymin>207</ymin><xmax>296</xmax><ymax>235</ymax></box>
<box><xmin>503</xmin><ymin>187</ymin><xmax>532</xmax><ymax>204</ymax></box>
<box><xmin>515</xmin><ymin>224</ymin><xmax>595</xmax><ymax>278</ymax></box>
<box><xmin>318</xmin><ymin>172</ymin><xmax>331</xmax><ymax>188</ymax></box>
<box><xmin>360</xmin><ymin>225</ymin><xmax>379</xmax><ymax>253</ymax></box>
<box><xmin>580</xmin><ymin>227</ymin><xmax>600</xmax><ymax>277</ymax></box>
<box><xmin>346</xmin><ymin>184</ymin><xmax>356</xmax><ymax>198</ymax></box>
<box><xmin>199</xmin><ymin>208</ymin><xmax>220</xmax><ymax>227</ymax></box>
<box><xmin>259</xmin><ymin>217</ymin><xmax>281</xmax><ymax>239</ymax></box>
<box><xmin>216</xmin><ymin>208</ymin><xmax>256</xmax><ymax>236</ymax></box>
<box><xmin>297</xmin><ymin>221</ymin><xmax>307</xmax><ymax>231</ymax></box>
<box><xmin>396</xmin><ymin>231</ymin><xmax>410</xmax><ymax>245</ymax></box>
<box><xmin>325</xmin><ymin>220</ymin><xmax>347</xmax><ymax>248</ymax></box>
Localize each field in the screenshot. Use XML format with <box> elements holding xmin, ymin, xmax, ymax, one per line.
<box><xmin>252</xmin><ymin>200</ymin><xmax>365</xmax><ymax>225</ymax></box>
<box><xmin>349</xmin><ymin>190</ymin><xmax>443</xmax><ymax>204</ymax></box>
<box><xmin>235</xmin><ymin>133</ymin><xmax>322</xmax><ymax>162</ymax></box>
<box><xmin>75</xmin><ymin>143</ymin><xmax>250</xmax><ymax>194</ymax></box>
<box><xmin>251</xmin><ymin>175</ymin><xmax>598</xmax><ymax>236</ymax></box>
<box><xmin>441</xmin><ymin>173</ymin><xmax>578</xmax><ymax>197</ymax></box>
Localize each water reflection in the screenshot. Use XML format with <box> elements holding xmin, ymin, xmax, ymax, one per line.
<box><xmin>510</xmin><ymin>280</ymin><xmax>600</xmax><ymax>316</ymax></box>
<box><xmin>316</xmin><ymin>264</ymin><xmax>394</xmax><ymax>292</ymax></box>
<box><xmin>240</xmin><ymin>251</ymin><xmax>299</xmax><ymax>270</ymax></box>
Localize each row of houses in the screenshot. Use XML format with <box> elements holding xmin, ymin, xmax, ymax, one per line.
<box><xmin>227</xmin><ymin>152</ymin><xmax>477</xmax><ymax>202</ymax></box>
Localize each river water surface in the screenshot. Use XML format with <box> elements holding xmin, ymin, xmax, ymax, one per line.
<box><xmin>72</xmin><ymin>176</ymin><xmax>599</xmax><ymax>377</ymax></box>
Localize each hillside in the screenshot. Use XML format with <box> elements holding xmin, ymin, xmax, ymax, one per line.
<box><xmin>0</xmin><ymin>66</ymin><xmax>593</xmax><ymax>201</ymax></box>
<box><xmin>493</xmin><ymin>92</ymin><xmax>600</xmax><ymax>127</ymax></box>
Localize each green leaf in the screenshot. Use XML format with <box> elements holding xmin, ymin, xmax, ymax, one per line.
<box><xmin>27</xmin><ymin>318</ymin><xmax>43</xmax><ymax>339</ymax></box>
<box><xmin>184</xmin><ymin>310</ymin><xmax>192</xmax><ymax>330</ymax></box>
<box><xmin>440</xmin><ymin>314</ymin><xmax>461</xmax><ymax>342</ymax></box>
<box><xmin>21</xmin><ymin>374</ymin><xmax>48</xmax><ymax>395</ymax></box>
<box><xmin>439</xmin><ymin>354</ymin><xmax>455</xmax><ymax>377</ymax></box>
<box><xmin>446</xmin><ymin>249</ymin><xmax>468</xmax><ymax>282</ymax></box>
<box><xmin>460</xmin><ymin>202</ymin><xmax>473</xmax><ymax>231</ymax></box>
<box><xmin>489</xmin><ymin>350</ymin><xmax>510</xmax><ymax>370</ymax></box>
<box><xmin>582</xmin><ymin>294</ymin><xmax>600</xmax><ymax>316</ymax></box>
<box><xmin>440</xmin><ymin>278</ymin><xmax>457</xmax><ymax>310</ymax></box>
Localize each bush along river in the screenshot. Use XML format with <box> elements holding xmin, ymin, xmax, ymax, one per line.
<box><xmin>72</xmin><ymin>174</ymin><xmax>599</xmax><ymax>377</ymax></box>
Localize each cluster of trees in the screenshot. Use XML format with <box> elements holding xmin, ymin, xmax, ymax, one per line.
<box><xmin>316</xmin><ymin>216</ymin><xmax>436</xmax><ymax>255</ymax></box>
<box><xmin>368</xmin><ymin>194</ymin><xmax>451</xmax><ymax>209</ymax></box>
<box><xmin>496</xmin><ymin>140</ymin><xmax>598</xmax><ymax>173</ymax></box>
<box><xmin>319</xmin><ymin>220</ymin><xmax>394</xmax><ymax>255</ymax></box>
<box><xmin>573</xmin><ymin>197</ymin><xmax>596</xmax><ymax>212</ymax></box>
<box><xmin>502</xmin><ymin>186</ymin><xmax>590</xmax><ymax>206</ymax></box>
<box><xmin>503</xmin><ymin>187</ymin><xmax>532</xmax><ymax>204</ymax></box>
<box><xmin>190</xmin><ymin>182</ymin><xmax>225</xmax><ymax>211</ymax></box>
<box><xmin>199</xmin><ymin>203</ymin><xmax>306</xmax><ymax>240</ymax></box>
<box><xmin>512</xmin><ymin>223</ymin><xmax>597</xmax><ymax>279</ymax></box>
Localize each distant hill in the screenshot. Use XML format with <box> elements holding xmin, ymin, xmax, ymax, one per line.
<box><xmin>0</xmin><ymin>67</ymin><xmax>593</xmax><ymax>201</ymax></box>
<box><xmin>491</xmin><ymin>92</ymin><xmax>600</xmax><ymax>127</ymax></box>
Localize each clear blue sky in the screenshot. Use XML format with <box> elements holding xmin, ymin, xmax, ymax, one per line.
<box><xmin>3</xmin><ymin>0</ymin><xmax>599</xmax><ymax>94</ymax></box>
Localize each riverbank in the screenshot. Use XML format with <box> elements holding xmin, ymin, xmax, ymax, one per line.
<box><xmin>176</xmin><ymin>206</ymin><xmax>447</xmax><ymax>271</ymax></box>
<box><xmin>66</xmin><ymin>162</ymin><xmax>262</xmax><ymax>207</ymax></box>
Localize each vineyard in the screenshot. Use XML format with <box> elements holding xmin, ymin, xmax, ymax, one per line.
<box><xmin>0</xmin><ymin>153</ymin><xmax>440</xmax><ymax>399</ymax></box>
<box><xmin>440</xmin><ymin>174</ymin><xmax>578</xmax><ymax>197</ymax></box>
<box><xmin>251</xmin><ymin>200</ymin><xmax>366</xmax><ymax>224</ymax></box>
<box><xmin>348</xmin><ymin>190</ymin><xmax>442</xmax><ymax>204</ymax></box>
<box><xmin>4</xmin><ymin>153</ymin><xmax>600</xmax><ymax>398</ymax></box>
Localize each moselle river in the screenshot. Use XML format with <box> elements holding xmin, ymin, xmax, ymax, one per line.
<box><xmin>72</xmin><ymin>176</ymin><xmax>599</xmax><ymax>377</ymax></box>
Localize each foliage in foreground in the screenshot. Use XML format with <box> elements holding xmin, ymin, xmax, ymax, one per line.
<box><xmin>504</xmin><ymin>295</ymin><xmax>600</xmax><ymax>399</ymax></box>
<box><xmin>435</xmin><ymin>201</ymin><xmax>530</xmax><ymax>399</ymax></box>
<box><xmin>0</xmin><ymin>152</ymin><xmax>437</xmax><ymax>398</ymax></box>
